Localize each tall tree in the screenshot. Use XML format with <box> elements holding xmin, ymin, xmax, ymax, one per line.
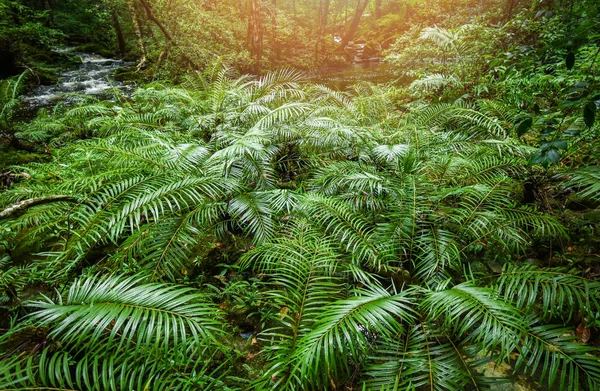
<box><xmin>248</xmin><ymin>0</ymin><xmax>263</xmax><ymax>73</ymax></box>
<box><xmin>126</xmin><ymin>0</ymin><xmax>147</xmax><ymax>70</ymax></box>
<box><xmin>337</xmin><ymin>0</ymin><xmax>370</xmax><ymax>51</ymax></box>
<box><xmin>111</xmin><ymin>7</ymin><xmax>126</xmax><ymax>58</ymax></box>
<box><xmin>320</xmin><ymin>0</ymin><xmax>331</xmax><ymax>29</ymax></box>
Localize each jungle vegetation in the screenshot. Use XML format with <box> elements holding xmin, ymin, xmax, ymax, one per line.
<box><xmin>0</xmin><ymin>0</ymin><xmax>600</xmax><ymax>390</ymax></box>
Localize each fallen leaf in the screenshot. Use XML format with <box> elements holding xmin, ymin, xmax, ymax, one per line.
<box><xmin>576</xmin><ymin>322</ymin><xmax>591</xmax><ymax>343</ymax></box>
<box><xmin>279</xmin><ymin>306</ymin><xmax>289</xmax><ymax>319</ymax></box>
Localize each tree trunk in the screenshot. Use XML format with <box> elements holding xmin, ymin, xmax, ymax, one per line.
<box><xmin>138</xmin><ymin>0</ymin><xmax>173</xmax><ymax>41</ymax></box>
<box><xmin>375</xmin><ymin>0</ymin><xmax>382</xmax><ymax>19</ymax></box>
<box><xmin>127</xmin><ymin>0</ymin><xmax>147</xmax><ymax>70</ymax></box>
<box><xmin>271</xmin><ymin>0</ymin><xmax>279</xmax><ymax>60</ymax></box>
<box><xmin>137</xmin><ymin>0</ymin><xmax>198</xmax><ymax>70</ymax></box>
<box><xmin>43</xmin><ymin>0</ymin><xmax>55</xmax><ymax>25</ymax></box>
<box><xmin>315</xmin><ymin>0</ymin><xmax>331</xmax><ymax>66</ymax></box>
<box><xmin>112</xmin><ymin>9</ymin><xmax>127</xmax><ymax>58</ymax></box>
<box><xmin>0</xmin><ymin>196</ymin><xmax>78</xmax><ymax>219</ymax></box>
<box><xmin>320</xmin><ymin>0</ymin><xmax>331</xmax><ymax>29</ymax></box>
<box><xmin>248</xmin><ymin>0</ymin><xmax>263</xmax><ymax>74</ymax></box>
<box><xmin>504</xmin><ymin>0</ymin><xmax>521</xmax><ymax>23</ymax></box>
<box><xmin>337</xmin><ymin>0</ymin><xmax>370</xmax><ymax>51</ymax></box>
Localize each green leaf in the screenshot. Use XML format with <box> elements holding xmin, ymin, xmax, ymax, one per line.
<box><xmin>584</xmin><ymin>102</ymin><xmax>596</xmax><ymax>128</ymax></box>
<box><xmin>529</xmin><ymin>150</ymin><xmax>550</xmax><ymax>167</ymax></box>
<box><xmin>560</xmin><ymin>98</ymin><xmax>581</xmax><ymax>108</ymax></box>
<box><xmin>515</xmin><ymin>117</ymin><xmax>533</xmax><ymax>137</ymax></box>
<box><xmin>566</xmin><ymin>52</ymin><xmax>575</xmax><ymax>70</ymax></box>
<box><xmin>547</xmin><ymin>149</ymin><xmax>561</xmax><ymax>164</ymax></box>
<box><xmin>546</xmin><ymin>140</ymin><xmax>568</xmax><ymax>151</ymax></box>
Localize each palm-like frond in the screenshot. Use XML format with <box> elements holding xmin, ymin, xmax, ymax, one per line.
<box><xmin>424</xmin><ymin>283</ymin><xmax>526</xmax><ymax>357</ymax></box>
<box><xmin>566</xmin><ymin>166</ymin><xmax>600</xmax><ymax>201</ymax></box>
<box><xmin>291</xmin><ymin>287</ymin><xmax>416</xmax><ymax>390</ymax></box>
<box><xmin>1</xmin><ymin>63</ymin><xmax>596</xmax><ymax>391</ymax></box>
<box><xmin>229</xmin><ymin>192</ymin><xmax>275</xmax><ymax>244</ymax></box>
<box><xmin>0</xmin><ymin>344</ymin><xmax>234</xmax><ymax>391</ymax></box>
<box><xmin>0</xmin><ymin>274</ymin><xmax>229</xmax><ymax>390</ymax></box>
<box><xmin>241</xmin><ymin>227</ymin><xmax>346</xmax><ymax>390</ymax></box>
<box><xmin>411</xmin><ymin>102</ymin><xmax>506</xmax><ymax>137</ymax></box>
<box><xmin>493</xmin><ymin>263</ymin><xmax>600</xmax><ymax>322</ymax></box>
<box><xmin>31</xmin><ymin>274</ymin><xmax>224</xmax><ymax>348</ymax></box>
<box><xmin>516</xmin><ymin>324</ymin><xmax>600</xmax><ymax>390</ymax></box>
<box><xmin>365</xmin><ymin>324</ymin><xmax>490</xmax><ymax>391</ymax></box>
<box><xmin>419</xmin><ymin>26</ymin><xmax>460</xmax><ymax>51</ymax></box>
<box><xmin>298</xmin><ymin>193</ymin><xmax>386</xmax><ymax>271</ymax></box>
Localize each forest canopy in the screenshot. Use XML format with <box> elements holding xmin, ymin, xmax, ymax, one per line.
<box><xmin>0</xmin><ymin>0</ymin><xmax>599</xmax><ymax>390</ymax></box>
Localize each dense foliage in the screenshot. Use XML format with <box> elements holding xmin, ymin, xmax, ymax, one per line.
<box><xmin>1</xmin><ymin>0</ymin><xmax>599</xmax><ymax>390</ymax></box>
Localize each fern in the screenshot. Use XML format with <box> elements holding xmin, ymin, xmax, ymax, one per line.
<box><xmin>0</xmin><ymin>274</ymin><xmax>229</xmax><ymax>390</ymax></box>
<box><xmin>566</xmin><ymin>166</ymin><xmax>600</xmax><ymax>201</ymax></box>
<box><xmin>1</xmin><ymin>65</ymin><xmax>597</xmax><ymax>391</ymax></box>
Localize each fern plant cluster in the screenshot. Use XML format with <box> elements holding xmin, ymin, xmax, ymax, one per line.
<box><xmin>1</xmin><ymin>65</ymin><xmax>600</xmax><ymax>390</ymax></box>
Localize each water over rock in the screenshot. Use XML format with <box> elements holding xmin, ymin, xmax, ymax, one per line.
<box><xmin>20</xmin><ymin>48</ymin><xmax>133</xmax><ymax>115</ymax></box>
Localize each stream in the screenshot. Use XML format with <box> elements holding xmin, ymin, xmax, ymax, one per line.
<box><xmin>20</xmin><ymin>48</ymin><xmax>392</xmax><ymax>115</ymax></box>
<box><xmin>20</xmin><ymin>49</ymin><xmax>133</xmax><ymax>116</ymax></box>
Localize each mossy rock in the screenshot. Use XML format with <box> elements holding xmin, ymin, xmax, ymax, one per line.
<box><xmin>470</xmin><ymin>261</ymin><xmax>489</xmax><ymax>273</ymax></box>
<box><xmin>34</xmin><ymin>69</ymin><xmax>60</xmax><ymax>85</ymax></box>
<box><xmin>76</xmin><ymin>43</ymin><xmax>115</xmax><ymax>58</ymax></box>
<box><xmin>363</xmin><ymin>41</ymin><xmax>382</xmax><ymax>57</ymax></box>
<box><xmin>0</xmin><ymin>148</ymin><xmax>50</xmax><ymax>170</ymax></box>
<box><xmin>583</xmin><ymin>210</ymin><xmax>600</xmax><ymax>223</ymax></box>
<box><xmin>114</xmin><ymin>68</ymin><xmax>143</xmax><ymax>83</ymax></box>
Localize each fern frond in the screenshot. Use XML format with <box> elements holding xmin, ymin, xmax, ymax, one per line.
<box><xmin>365</xmin><ymin>324</ymin><xmax>490</xmax><ymax>391</ymax></box>
<box><xmin>410</xmin><ymin>74</ymin><xmax>463</xmax><ymax>94</ymax></box>
<box><xmin>566</xmin><ymin>166</ymin><xmax>600</xmax><ymax>201</ymax></box>
<box><xmin>494</xmin><ymin>263</ymin><xmax>600</xmax><ymax>322</ymax></box>
<box><xmin>516</xmin><ymin>324</ymin><xmax>600</xmax><ymax>390</ymax></box>
<box><xmin>424</xmin><ymin>283</ymin><xmax>526</xmax><ymax>357</ymax></box>
<box><xmin>419</xmin><ymin>26</ymin><xmax>460</xmax><ymax>51</ymax></box>
<box><xmin>292</xmin><ymin>287</ymin><xmax>416</xmax><ymax>389</ymax></box>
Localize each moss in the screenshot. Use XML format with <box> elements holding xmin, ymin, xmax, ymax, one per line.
<box><xmin>0</xmin><ymin>148</ymin><xmax>50</xmax><ymax>170</ymax></box>
<box><xmin>363</xmin><ymin>40</ymin><xmax>382</xmax><ymax>57</ymax></box>
<box><xmin>76</xmin><ymin>43</ymin><xmax>115</xmax><ymax>58</ymax></box>
<box><xmin>114</xmin><ymin>67</ymin><xmax>143</xmax><ymax>83</ymax></box>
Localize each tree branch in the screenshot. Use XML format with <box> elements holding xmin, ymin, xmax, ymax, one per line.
<box><xmin>136</xmin><ymin>0</ymin><xmax>199</xmax><ymax>70</ymax></box>
<box><xmin>0</xmin><ymin>196</ymin><xmax>78</xmax><ymax>219</ymax></box>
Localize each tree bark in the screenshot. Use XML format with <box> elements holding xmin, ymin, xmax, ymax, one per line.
<box><xmin>0</xmin><ymin>196</ymin><xmax>78</xmax><ymax>219</ymax></box>
<box><xmin>138</xmin><ymin>0</ymin><xmax>173</xmax><ymax>41</ymax></box>
<box><xmin>127</xmin><ymin>0</ymin><xmax>147</xmax><ymax>70</ymax></box>
<box><xmin>315</xmin><ymin>0</ymin><xmax>332</xmax><ymax>66</ymax></box>
<box><xmin>136</xmin><ymin>0</ymin><xmax>199</xmax><ymax>70</ymax></box>
<box><xmin>337</xmin><ymin>0</ymin><xmax>370</xmax><ymax>51</ymax></box>
<box><xmin>248</xmin><ymin>0</ymin><xmax>263</xmax><ymax>73</ymax></box>
<box><xmin>504</xmin><ymin>0</ymin><xmax>521</xmax><ymax>23</ymax></box>
<box><xmin>320</xmin><ymin>0</ymin><xmax>331</xmax><ymax>30</ymax></box>
<box><xmin>112</xmin><ymin>9</ymin><xmax>127</xmax><ymax>58</ymax></box>
<box><xmin>271</xmin><ymin>0</ymin><xmax>279</xmax><ymax>60</ymax></box>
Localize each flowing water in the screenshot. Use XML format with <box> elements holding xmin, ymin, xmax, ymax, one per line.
<box><xmin>20</xmin><ymin>49</ymin><xmax>133</xmax><ymax>116</ymax></box>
